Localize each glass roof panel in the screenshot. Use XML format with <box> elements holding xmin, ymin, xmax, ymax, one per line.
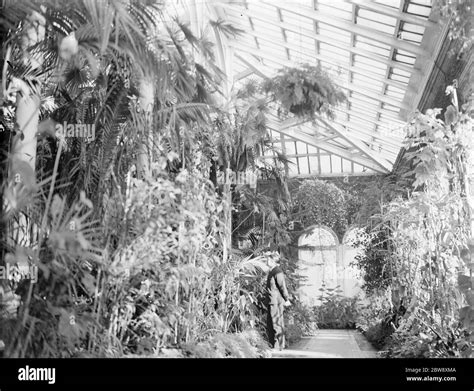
<box><xmin>342</xmin><ymin>159</ymin><xmax>351</xmax><ymax>172</ymax></box>
<box><xmin>317</xmin><ymin>24</ymin><xmax>352</xmax><ymax>44</ymax></box>
<box><xmin>280</xmin><ymin>10</ymin><xmax>315</xmax><ymax>30</ymax></box>
<box><xmin>354</xmin><ymin>40</ymin><xmax>391</xmax><ymax>59</ymax></box>
<box><xmin>349</xmin><ymin>118</ymin><xmax>375</xmax><ymax>130</ymax></box>
<box><xmin>289</xmin><ymin>49</ymin><xmax>317</xmax><ymax>64</ymax></box>
<box><xmin>285</xmin><ymin>141</ymin><xmax>296</xmax><ymax>155</ymax></box>
<box><xmin>388</xmin><ymin>73</ymin><xmax>410</xmax><ymax>84</ymax></box>
<box><xmin>385</xmin><ymin>91</ymin><xmax>405</xmax><ymax>101</ymax></box>
<box><xmin>282</xmin><ymin>0</ymin><xmax>314</xmax><ymax>8</ymax></box>
<box><xmin>399</xmin><ymin>31</ymin><xmax>423</xmax><ymax>43</ymax></box>
<box><xmin>349</xmin><ymin>100</ymin><xmax>380</xmax><ymax>111</ymax></box>
<box><xmin>238</xmin><ymin>33</ymin><xmax>258</xmax><ymax>46</ymax></box>
<box><xmin>354</xmin><ymin>42</ymin><xmax>391</xmax><ymax>58</ymax></box>
<box><xmin>296</xmin><ymin>141</ymin><xmax>307</xmax><ymax>154</ymax></box>
<box><xmin>356</xmin><ymin>17</ymin><xmax>396</xmax><ymax>35</ymax></box>
<box><xmin>352</xmin><ymin>73</ymin><xmax>385</xmax><ymax>90</ymax></box>
<box><xmin>298</xmin><ymin>157</ymin><xmax>310</xmax><ymax>174</ymax></box>
<box><xmin>261</xmin><ymin>58</ymin><xmax>284</xmax><ymax>70</ymax></box>
<box><xmin>257</xmin><ymin>37</ymin><xmax>286</xmax><ymax>53</ymax></box>
<box><xmin>252</xmin><ymin>19</ymin><xmax>284</xmax><ymax>36</ymax></box>
<box><xmin>347</xmin><ymin>108</ymin><xmax>380</xmax><ymax>120</ymax></box>
<box><xmin>349</xmin><ymin>94</ymin><xmax>381</xmax><ymax>105</ymax></box>
<box><xmin>246</xmin><ymin>1</ymin><xmax>278</xmax><ymax>16</ymax></box>
<box><xmin>228</xmin><ymin>15</ymin><xmax>253</xmax><ymax>30</ymax></box>
<box><xmin>394</xmin><ymin>53</ymin><xmax>416</xmax><ymax>65</ymax></box>
<box><xmin>406</xmin><ymin>3</ymin><xmax>431</xmax><ymax>17</ymax></box>
<box><xmin>320</xmin><ymin>155</ymin><xmax>331</xmax><ymax>173</ymax></box>
<box><xmin>373</xmin><ymin>0</ymin><xmax>401</xmax><ymax>8</ymax></box>
<box><xmin>308</xmin><ymin>156</ymin><xmax>318</xmax><ymax>172</ymax></box>
<box><xmin>402</xmin><ymin>23</ymin><xmax>425</xmax><ymax>35</ymax></box>
<box><xmin>410</xmin><ymin>0</ymin><xmax>432</xmax><ymax>6</ymax></box>
<box><xmin>316</xmin><ymin>4</ymin><xmax>353</xmax><ymax>21</ymax></box>
<box><xmin>380</xmin><ymin>113</ymin><xmax>401</xmax><ymax>122</ymax></box>
<box><xmin>355</xmin><ymin>35</ymin><xmax>391</xmax><ymax>51</ymax></box>
<box><xmin>316</xmin><ymin>0</ymin><xmax>353</xmax><ymax>12</ymax></box>
<box><xmin>386</xmin><ymin>85</ymin><xmax>406</xmax><ymax>96</ymax></box>
<box><xmin>319</xmin><ymin>49</ymin><xmax>348</xmax><ymax>65</ymax></box>
<box><xmin>307</xmin><ymin>145</ymin><xmax>318</xmax><ymax>154</ymax></box>
<box><xmin>358</xmin><ymin>9</ymin><xmax>397</xmax><ymax>27</ymax></box>
<box><xmin>212</xmin><ymin>0</ymin><xmax>439</xmax><ymax>176</ymax></box>
<box><xmin>332</xmin><ymin>156</ymin><xmax>342</xmax><ymax>172</ymax></box>
<box><xmin>353</xmin><ymin>54</ymin><xmax>388</xmax><ymax>71</ymax></box>
<box><xmin>286</xmin><ymin>33</ymin><xmax>317</xmax><ymax>51</ymax></box>
<box><xmin>352</xmin><ymin>60</ymin><xmax>387</xmax><ymax>76</ymax></box>
<box><xmin>382</xmin><ymin>103</ymin><xmax>401</xmax><ymax>113</ymax></box>
<box><xmin>391</xmin><ymin>67</ymin><xmax>411</xmax><ymax>77</ymax></box>
<box><xmin>321</xmin><ymin>43</ymin><xmax>350</xmax><ymax>58</ymax></box>
<box><xmin>288</xmin><ymin>158</ymin><xmax>298</xmax><ymax>175</ymax></box>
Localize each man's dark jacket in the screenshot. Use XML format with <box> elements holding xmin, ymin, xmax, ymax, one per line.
<box><xmin>266</xmin><ymin>266</ymin><xmax>289</xmax><ymax>305</ymax></box>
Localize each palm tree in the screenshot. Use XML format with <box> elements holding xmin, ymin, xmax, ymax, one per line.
<box><xmin>0</xmin><ymin>0</ymin><xmax>223</xmax><ymax>357</ymax></box>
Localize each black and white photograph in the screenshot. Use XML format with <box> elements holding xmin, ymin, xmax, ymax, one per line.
<box><xmin>0</xmin><ymin>0</ymin><xmax>473</xmax><ymax>388</ymax></box>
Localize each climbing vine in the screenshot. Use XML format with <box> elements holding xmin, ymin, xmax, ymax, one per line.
<box><xmin>360</xmin><ymin>92</ymin><xmax>474</xmax><ymax>357</ymax></box>
<box><xmin>292</xmin><ymin>179</ymin><xmax>350</xmax><ymax>239</ymax></box>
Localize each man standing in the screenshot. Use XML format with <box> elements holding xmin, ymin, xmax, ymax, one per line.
<box><xmin>266</xmin><ymin>252</ymin><xmax>291</xmax><ymax>351</ymax></box>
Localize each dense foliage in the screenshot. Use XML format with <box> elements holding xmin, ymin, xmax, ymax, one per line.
<box><xmin>313</xmin><ymin>287</ymin><xmax>359</xmax><ymax>329</ymax></box>
<box><xmin>351</xmin><ymin>229</ymin><xmax>392</xmax><ymax>294</ymax></box>
<box><xmin>0</xmin><ymin>0</ymin><xmax>351</xmax><ymax>358</ymax></box>
<box><xmin>292</xmin><ymin>179</ymin><xmax>349</xmax><ymax>239</ymax></box>
<box><xmin>354</xmin><ymin>93</ymin><xmax>474</xmax><ymax>357</ymax></box>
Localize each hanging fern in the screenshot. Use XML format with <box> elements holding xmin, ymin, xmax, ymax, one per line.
<box><xmin>262</xmin><ymin>63</ymin><xmax>346</xmax><ymax>120</ymax></box>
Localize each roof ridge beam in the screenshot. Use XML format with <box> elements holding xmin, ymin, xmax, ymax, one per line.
<box><xmin>275</xmin><ymin>113</ymin><xmax>400</xmax><ymax>152</ymax></box>
<box><xmin>315</xmin><ymin>116</ymin><xmax>392</xmax><ymax>171</ymax></box>
<box><xmin>270</xmin><ymin>115</ymin><xmax>397</xmax><ymax>163</ymax></box>
<box><xmin>277</xmin><ymin>117</ymin><xmax>401</xmax><ymax>152</ymax></box>
<box><xmin>234</xmin><ymin>53</ymin><xmax>271</xmax><ymax>79</ymax></box>
<box><xmin>266</xmin><ymin>119</ymin><xmax>389</xmax><ymax>173</ymax></box>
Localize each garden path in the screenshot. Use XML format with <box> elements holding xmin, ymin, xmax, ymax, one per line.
<box><xmin>271</xmin><ymin>329</ymin><xmax>378</xmax><ymax>358</ymax></box>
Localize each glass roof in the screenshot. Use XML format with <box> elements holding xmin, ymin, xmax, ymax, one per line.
<box><xmin>182</xmin><ymin>0</ymin><xmax>445</xmax><ymax>177</ymax></box>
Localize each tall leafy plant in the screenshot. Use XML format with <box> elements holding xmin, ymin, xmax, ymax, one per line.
<box><xmin>374</xmin><ymin>96</ymin><xmax>474</xmax><ymax>357</ymax></box>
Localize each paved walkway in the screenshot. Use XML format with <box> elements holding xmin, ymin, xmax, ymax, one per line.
<box><xmin>272</xmin><ymin>329</ymin><xmax>378</xmax><ymax>358</ymax></box>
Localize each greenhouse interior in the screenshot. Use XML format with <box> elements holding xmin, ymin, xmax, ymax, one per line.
<box><xmin>0</xmin><ymin>0</ymin><xmax>473</xmax><ymax>364</ymax></box>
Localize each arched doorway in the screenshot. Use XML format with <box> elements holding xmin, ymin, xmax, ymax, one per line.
<box><xmin>341</xmin><ymin>227</ymin><xmax>365</xmax><ymax>299</ymax></box>
<box><xmin>297</xmin><ymin>226</ymin><xmax>339</xmax><ymax>306</ymax></box>
<box><xmin>297</xmin><ymin>226</ymin><xmax>365</xmax><ymax>306</ymax></box>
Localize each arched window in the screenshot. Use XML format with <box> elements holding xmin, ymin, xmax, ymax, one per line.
<box><xmin>298</xmin><ymin>226</ymin><xmax>339</xmax><ymax>306</ymax></box>
<box><xmin>342</xmin><ymin>226</ymin><xmax>364</xmax><ymax>247</ymax></box>
<box><xmin>299</xmin><ymin>225</ymin><xmax>338</xmax><ymax>248</ymax></box>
